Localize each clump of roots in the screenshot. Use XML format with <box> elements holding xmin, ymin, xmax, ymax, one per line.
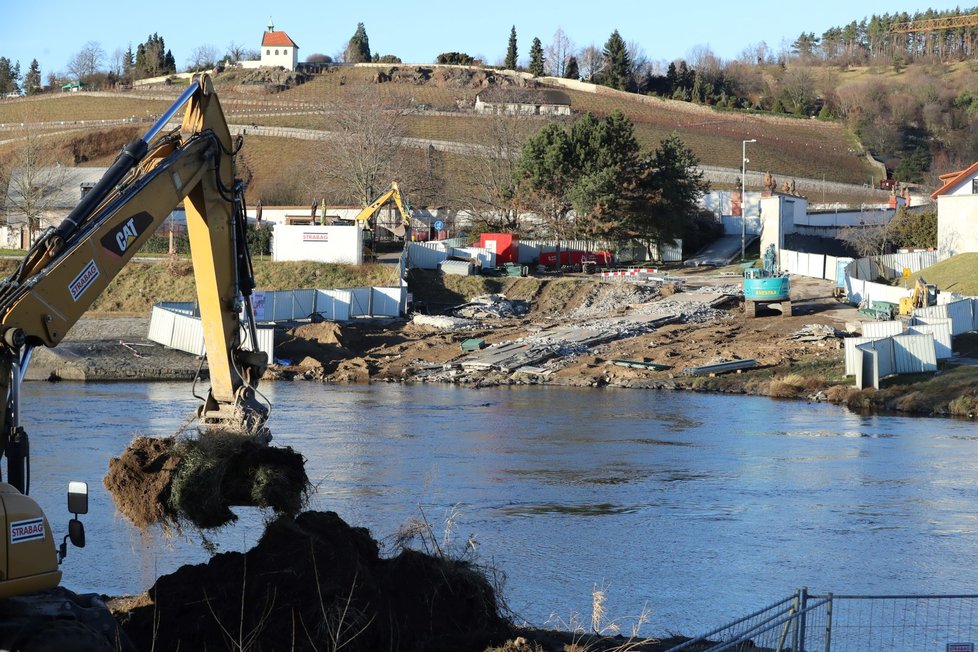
<box><xmin>105</xmin><ymin>428</ymin><xmax>310</xmax><ymax>530</ymax></box>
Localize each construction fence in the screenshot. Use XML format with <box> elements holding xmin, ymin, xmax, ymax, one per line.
<box><xmin>666</xmin><ymin>589</ymin><xmax>978</xmax><ymax>651</ymax></box>
<box><xmin>148</xmin><ymin>284</ymin><xmax>407</xmax><ymax>359</ymax></box>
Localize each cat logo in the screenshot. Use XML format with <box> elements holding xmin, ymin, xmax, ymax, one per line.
<box><xmin>101</xmin><ymin>212</ymin><xmax>154</xmax><ymax>258</ymax></box>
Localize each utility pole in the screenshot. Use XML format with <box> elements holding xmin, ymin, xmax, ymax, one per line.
<box><xmin>741</xmin><ymin>139</ymin><xmax>756</xmax><ymax>261</ymax></box>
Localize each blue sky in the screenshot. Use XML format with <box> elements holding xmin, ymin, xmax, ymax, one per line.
<box><xmin>4</xmin><ymin>1</ymin><xmax>971</xmax><ymax>79</ymax></box>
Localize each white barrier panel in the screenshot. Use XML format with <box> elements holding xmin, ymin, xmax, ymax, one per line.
<box><xmin>947</xmin><ymin>299</ymin><xmax>975</xmax><ymax>336</ymax></box>
<box><xmin>407</xmin><ymin>242</ymin><xmax>448</xmax><ymax>269</ymax></box>
<box><xmin>845</xmin><ymin>336</ymin><xmax>881</xmax><ymax>376</ymax></box>
<box><xmin>314</xmin><ymin>289</ymin><xmax>352</xmax><ymax>321</ymax></box>
<box><xmin>781</xmin><ymin>250</ymin><xmax>800</xmax><ymax>275</ymax></box>
<box><xmin>914</xmin><ymin>302</ymin><xmax>973</xmax><ymax>336</ymax></box>
<box><xmin>149</xmin><ymin>304</ymin><xmax>274</xmax><ymax>359</ymax></box>
<box><xmin>893</xmin><ymin>334</ymin><xmax>937</xmax><ymax>373</ymax></box>
<box><xmin>861</xmin><ymin>321</ymin><xmax>904</xmax><ymax>338</ymax></box>
<box><xmin>854</xmin><ymin>345</ymin><xmax>876</xmax><ymax>390</ymax></box>
<box><xmin>371</xmin><ymin>287</ymin><xmax>404</xmax><ymax>317</ymax></box>
<box><xmin>908</xmin><ymin>319</ymin><xmax>952</xmax><ymax>359</ymax></box>
<box><xmin>350</xmin><ymin>288</ymin><xmax>371</xmax><ymax>317</ymax></box>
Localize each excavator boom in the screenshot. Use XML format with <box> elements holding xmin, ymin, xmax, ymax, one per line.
<box><xmin>0</xmin><ymin>74</ymin><xmax>268</xmax><ymax>494</ymax></box>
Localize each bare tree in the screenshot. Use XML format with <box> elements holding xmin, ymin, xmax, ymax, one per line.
<box><xmin>544</xmin><ymin>29</ymin><xmax>573</xmax><ymax>78</ymax></box>
<box><xmin>739</xmin><ymin>41</ymin><xmax>771</xmax><ymax>64</ymax></box>
<box><xmin>577</xmin><ymin>45</ymin><xmax>603</xmax><ymax>82</ymax></box>
<box><xmin>187</xmin><ymin>45</ymin><xmax>219</xmax><ymax>71</ymax></box>
<box><xmin>225</xmin><ymin>42</ymin><xmax>249</xmax><ymax>63</ymax></box>
<box><xmin>3</xmin><ymin>123</ymin><xmax>67</xmax><ymax>244</ymax></box>
<box><xmin>66</xmin><ymin>41</ymin><xmax>105</xmax><ymax>81</ymax></box>
<box><xmin>110</xmin><ymin>47</ymin><xmax>126</xmax><ymax>76</ymax></box>
<box><xmin>453</xmin><ymin>112</ymin><xmax>536</xmax><ymax>231</ymax></box>
<box><xmin>314</xmin><ymin>86</ymin><xmax>409</xmax><ymax>206</ymax></box>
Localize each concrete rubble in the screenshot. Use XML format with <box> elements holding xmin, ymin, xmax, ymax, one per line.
<box><xmin>415</xmin><ymin>282</ymin><xmax>738</xmax><ymax>383</ymax></box>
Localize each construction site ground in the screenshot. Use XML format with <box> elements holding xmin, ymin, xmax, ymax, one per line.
<box><xmin>268</xmin><ymin>268</ymin><xmax>859</xmax><ymax>401</ymax></box>
<box><xmin>29</xmin><ymin>269</ymin><xmax>859</xmax><ymax>399</ymax></box>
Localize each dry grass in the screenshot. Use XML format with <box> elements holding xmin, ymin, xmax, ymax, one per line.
<box><xmin>3</xmin><ymin>65</ymin><xmax>877</xmax><ymax>191</ymax></box>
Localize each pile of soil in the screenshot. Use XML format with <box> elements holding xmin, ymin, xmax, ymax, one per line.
<box><xmin>270</xmin><ymin>321</ymin><xmax>373</xmax><ymax>381</ymax></box>
<box><xmin>104</xmin><ymin>433</ymin><xmax>309</xmax><ymax>529</ymax></box>
<box><xmin>112</xmin><ymin>511</ymin><xmax>509</xmax><ymax>652</ymax></box>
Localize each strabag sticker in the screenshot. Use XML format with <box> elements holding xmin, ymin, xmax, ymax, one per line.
<box><xmin>10</xmin><ymin>517</ymin><xmax>44</xmax><ymax>544</ymax></box>
<box><xmin>69</xmin><ymin>260</ymin><xmax>100</xmax><ymax>301</ymax></box>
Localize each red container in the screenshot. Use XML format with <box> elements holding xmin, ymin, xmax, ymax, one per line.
<box><xmin>479</xmin><ymin>233</ymin><xmax>519</xmax><ymax>265</ymax></box>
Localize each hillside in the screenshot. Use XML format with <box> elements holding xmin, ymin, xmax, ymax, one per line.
<box><xmin>0</xmin><ymin>64</ymin><xmax>878</xmax><ymax>207</ymax></box>
<box><xmin>911</xmin><ymin>253</ymin><xmax>978</xmax><ymax>295</ymax></box>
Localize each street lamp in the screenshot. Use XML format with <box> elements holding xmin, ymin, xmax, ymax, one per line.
<box><xmin>741</xmin><ymin>139</ymin><xmax>756</xmax><ymax>261</ymax></box>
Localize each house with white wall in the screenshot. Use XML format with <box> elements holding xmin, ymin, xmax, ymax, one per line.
<box><xmin>931</xmin><ymin>161</ymin><xmax>978</xmax><ymax>257</ymax></box>
<box><xmin>259</xmin><ymin>20</ymin><xmax>299</xmax><ymax>71</ymax></box>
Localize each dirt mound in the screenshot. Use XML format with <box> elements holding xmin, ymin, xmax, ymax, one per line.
<box><xmin>104</xmin><ymin>433</ymin><xmax>309</xmax><ymax>529</ymax></box>
<box><xmin>114</xmin><ymin>511</ymin><xmax>508</xmax><ymax>651</ymax></box>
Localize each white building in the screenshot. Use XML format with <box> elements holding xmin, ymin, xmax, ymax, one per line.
<box><xmin>259</xmin><ymin>19</ymin><xmax>299</xmax><ymax>71</ymax></box>
<box><xmin>931</xmin><ymin>161</ymin><xmax>978</xmax><ymax>257</ymax></box>
<box><xmin>474</xmin><ymin>88</ymin><xmax>571</xmax><ymax>116</ymax></box>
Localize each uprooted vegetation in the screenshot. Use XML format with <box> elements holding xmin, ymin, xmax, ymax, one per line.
<box><xmin>104</xmin><ymin>431</ymin><xmax>310</xmax><ymax>529</ymax></box>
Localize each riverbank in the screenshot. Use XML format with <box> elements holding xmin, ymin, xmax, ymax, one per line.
<box><xmin>31</xmin><ymin>270</ymin><xmax>978</xmax><ymax>420</ymax></box>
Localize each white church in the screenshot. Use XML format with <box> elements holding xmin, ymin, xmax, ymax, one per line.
<box><xmin>239</xmin><ymin>19</ymin><xmax>299</xmax><ymax>71</ymax></box>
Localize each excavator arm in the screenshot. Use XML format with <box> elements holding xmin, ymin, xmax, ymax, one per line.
<box><xmin>0</xmin><ymin>74</ymin><xmax>267</xmax><ymax>494</ymax></box>
<box><xmin>353</xmin><ymin>181</ymin><xmax>412</xmax><ymax>237</ymax></box>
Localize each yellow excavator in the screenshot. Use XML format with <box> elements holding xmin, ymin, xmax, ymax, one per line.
<box><xmin>0</xmin><ymin>74</ymin><xmax>268</xmax><ymax>649</ymax></box>
<box><xmin>352</xmin><ymin>181</ymin><xmax>413</xmax><ymax>239</ymax></box>
<box><xmin>899</xmin><ymin>277</ymin><xmax>938</xmax><ymax>315</ymax></box>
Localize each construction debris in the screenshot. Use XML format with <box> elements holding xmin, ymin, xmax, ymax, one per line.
<box><xmin>453</xmin><ymin>294</ymin><xmax>530</xmax><ymax>319</ymax></box>
<box><xmin>790</xmin><ymin>323</ymin><xmax>841</xmax><ymax>341</ymax></box>
<box><xmin>682</xmin><ymin>359</ymin><xmax>758</xmax><ymax>376</ymax></box>
<box><xmin>412</xmin><ymin>314</ymin><xmax>476</xmax><ymax>330</ymax></box>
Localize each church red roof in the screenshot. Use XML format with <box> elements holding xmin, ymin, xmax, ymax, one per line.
<box><xmin>262</xmin><ymin>31</ymin><xmax>298</xmax><ymax>48</ymax></box>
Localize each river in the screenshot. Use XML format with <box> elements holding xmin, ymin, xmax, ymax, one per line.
<box><xmin>19</xmin><ymin>381</ymin><xmax>978</xmax><ymax>637</ymax></box>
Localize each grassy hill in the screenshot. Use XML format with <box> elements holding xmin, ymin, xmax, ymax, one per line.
<box><xmin>0</xmin><ymin>64</ymin><xmax>877</xmax><ymax>207</ymax></box>
<box><xmin>912</xmin><ymin>253</ymin><xmax>978</xmax><ymax>296</ymax></box>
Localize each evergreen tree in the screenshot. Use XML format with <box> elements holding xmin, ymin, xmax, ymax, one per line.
<box><xmin>528</xmin><ymin>37</ymin><xmax>545</xmax><ymax>76</ymax></box>
<box><xmin>345</xmin><ymin>23</ymin><xmax>372</xmax><ymax>63</ymax></box>
<box><xmin>505</xmin><ymin>26</ymin><xmax>518</xmax><ymax>70</ymax></box>
<box><xmin>665</xmin><ymin>62</ymin><xmax>678</xmax><ymax>94</ymax></box>
<box><xmin>601</xmin><ymin>30</ymin><xmax>633</xmax><ymax>91</ymax></box>
<box><xmin>134</xmin><ymin>33</ymin><xmax>173</xmax><ymax>78</ymax></box>
<box><xmin>123</xmin><ymin>45</ymin><xmax>135</xmax><ymax>81</ymax></box>
<box><xmin>24</xmin><ymin>59</ymin><xmax>41</xmax><ymax>94</ymax></box>
<box><xmin>564</xmin><ymin>56</ymin><xmax>579</xmax><ymax>80</ymax></box>
<box><xmin>515</xmin><ymin>111</ymin><xmax>641</xmax><ymax>238</ymax></box>
<box><xmin>0</xmin><ymin>58</ymin><xmax>17</xmax><ymax>95</ymax></box>
<box><xmin>619</xmin><ymin>133</ymin><xmax>709</xmax><ymax>257</ymax></box>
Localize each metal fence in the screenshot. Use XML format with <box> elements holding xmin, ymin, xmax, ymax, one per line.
<box><xmin>666</xmin><ymin>589</ymin><xmax>978</xmax><ymax>652</ymax></box>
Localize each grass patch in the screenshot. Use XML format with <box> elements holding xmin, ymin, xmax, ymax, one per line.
<box><xmin>909</xmin><ymin>253</ymin><xmax>978</xmax><ymax>296</ymax></box>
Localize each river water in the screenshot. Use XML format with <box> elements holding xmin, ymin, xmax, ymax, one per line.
<box><xmin>19</xmin><ymin>381</ymin><xmax>978</xmax><ymax>636</ymax></box>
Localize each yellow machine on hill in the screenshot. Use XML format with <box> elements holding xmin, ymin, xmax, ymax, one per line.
<box><xmin>0</xmin><ymin>74</ymin><xmax>268</xmax><ymax>648</ymax></box>
<box><xmin>899</xmin><ymin>277</ymin><xmax>938</xmax><ymax>315</ymax></box>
